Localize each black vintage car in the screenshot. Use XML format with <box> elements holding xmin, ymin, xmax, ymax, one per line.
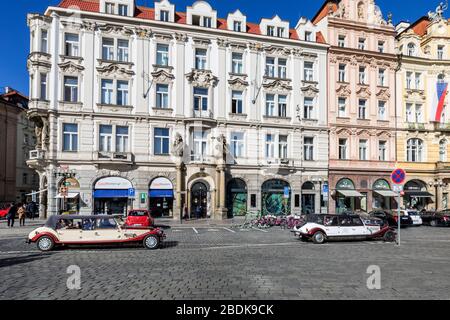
<box><xmin>420</xmin><ymin>210</ymin><xmax>450</xmax><ymax>227</ymax></box>
<box><xmin>368</xmin><ymin>210</ymin><xmax>413</xmax><ymax>228</ymax></box>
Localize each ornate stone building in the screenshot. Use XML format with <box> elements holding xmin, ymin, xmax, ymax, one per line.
<box><xmin>27</xmin><ymin>0</ymin><xmax>329</xmax><ymax>219</ymax></box>
<box><xmin>395</xmin><ymin>4</ymin><xmax>450</xmax><ymax>211</ymax></box>
<box><xmin>313</xmin><ymin>0</ymin><xmax>398</xmax><ymax>213</ymax></box>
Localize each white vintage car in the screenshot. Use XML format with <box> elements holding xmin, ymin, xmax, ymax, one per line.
<box><xmin>293</xmin><ymin>214</ymin><xmax>396</xmax><ymax>244</ymax></box>
<box><xmin>401</xmin><ymin>210</ymin><xmax>423</xmax><ymax>226</ymax></box>
<box><xmin>27</xmin><ymin>215</ymin><xmax>166</xmax><ymax>251</ymax></box>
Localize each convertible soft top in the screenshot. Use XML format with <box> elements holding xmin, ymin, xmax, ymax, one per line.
<box><xmin>45</xmin><ymin>215</ymin><xmax>122</xmax><ymax>229</ymax></box>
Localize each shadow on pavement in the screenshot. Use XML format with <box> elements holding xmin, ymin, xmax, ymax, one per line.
<box><xmin>0</xmin><ymin>253</ymin><xmax>49</xmax><ymax>268</ymax></box>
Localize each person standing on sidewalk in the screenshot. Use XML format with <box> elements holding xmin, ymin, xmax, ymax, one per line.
<box><xmin>6</xmin><ymin>203</ymin><xmax>17</xmax><ymax>228</ymax></box>
<box><xmin>18</xmin><ymin>203</ymin><xmax>26</xmax><ymax>227</ymax></box>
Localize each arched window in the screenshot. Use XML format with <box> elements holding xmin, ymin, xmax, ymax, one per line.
<box><xmin>440</xmin><ymin>139</ymin><xmax>447</xmax><ymax>162</ymax></box>
<box><xmin>407</xmin><ymin>43</ymin><xmax>416</xmax><ymax>56</ymax></box>
<box><xmin>407</xmin><ymin>138</ymin><xmax>423</xmax><ymax>162</ymax></box>
<box><xmin>302</xmin><ymin>181</ymin><xmax>315</xmax><ymax>190</ymax></box>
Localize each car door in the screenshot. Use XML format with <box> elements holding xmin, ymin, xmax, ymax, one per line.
<box><xmin>322</xmin><ymin>216</ymin><xmax>340</xmax><ymax>237</ymax></box>
<box><xmin>337</xmin><ymin>216</ymin><xmax>353</xmax><ymax>238</ymax></box>
<box><xmin>93</xmin><ymin>218</ymin><xmax>122</xmax><ymax>242</ymax></box>
<box><xmin>56</xmin><ymin>218</ymin><xmax>84</xmax><ymax>243</ymax></box>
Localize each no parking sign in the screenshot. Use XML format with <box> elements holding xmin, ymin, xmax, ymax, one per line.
<box><xmin>391</xmin><ymin>168</ymin><xmax>406</xmax><ymax>185</ymax></box>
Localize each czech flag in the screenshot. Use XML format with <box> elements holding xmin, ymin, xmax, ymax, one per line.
<box><xmin>434</xmin><ymin>82</ymin><xmax>448</xmax><ymax>122</ymax></box>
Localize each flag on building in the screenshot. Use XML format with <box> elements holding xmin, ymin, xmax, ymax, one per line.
<box><xmin>434</xmin><ymin>82</ymin><xmax>448</xmax><ymax>122</ymax></box>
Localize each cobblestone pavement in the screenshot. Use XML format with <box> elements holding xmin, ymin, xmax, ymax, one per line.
<box><xmin>0</xmin><ymin>222</ymin><xmax>449</xmax><ymax>300</ymax></box>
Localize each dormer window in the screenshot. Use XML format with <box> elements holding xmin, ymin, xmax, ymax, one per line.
<box><xmin>203</xmin><ymin>17</ymin><xmax>212</xmax><ymax>28</ymax></box>
<box><xmin>233</xmin><ymin>21</ymin><xmax>242</xmax><ymax>32</ymax></box>
<box><xmin>118</xmin><ymin>4</ymin><xmax>128</xmax><ymax>16</ymax></box>
<box><xmin>305</xmin><ymin>31</ymin><xmax>312</xmax><ymax>41</ymax></box>
<box><xmin>407</xmin><ymin>43</ymin><xmax>416</xmax><ymax>56</ymax></box>
<box><xmin>277</xmin><ymin>27</ymin><xmax>285</xmax><ymax>38</ymax></box>
<box><xmin>105</xmin><ymin>2</ymin><xmax>115</xmax><ymax>14</ymax></box>
<box><xmin>160</xmin><ymin>10</ymin><xmax>170</xmax><ymax>22</ymax></box>
<box><xmin>192</xmin><ymin>15</ymin><xmax>212</xmax><ymax>28</ymax></box>
<box><xmin>267</xmin><ymin>26</ymin><xmax>275</xmax><ymax>36</ymax></box>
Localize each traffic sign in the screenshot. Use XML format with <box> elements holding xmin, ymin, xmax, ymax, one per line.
<box><xmin>392</xmin><ymin>184</ymin><xmax>404</xmax><ymax>193</ymax></box>
<box><xmin>391</xmin><ymin>168</ymin><xmax>406</xmax><ymax>185</ymax></box>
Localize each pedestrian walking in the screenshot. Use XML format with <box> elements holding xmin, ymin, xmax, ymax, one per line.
<box><xmin>18</xmin><ymin>203</ymin><xmax>26</xmax><ymax>227</ymax></box>
<box><xmin>6</xmin><ymin>203</ymin><xmax>17</xmax><ymax>228</ymax></box>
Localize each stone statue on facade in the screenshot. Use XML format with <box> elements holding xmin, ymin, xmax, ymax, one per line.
<box><xmin>172</xmin><ymin>133</ymin><xmax>184</xmax><ymax>157</ymax></box>
<box><xmin>428</xmin><ymin>1</ymin><xmax>448</xmax><ymax>22</ymax></box>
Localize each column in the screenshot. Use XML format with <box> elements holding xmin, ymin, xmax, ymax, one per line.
<box><xmin>38</xmin><ymin>173</ymin><xmax>46</xmax><ymax>219</ymax></box>
<box><xmin>47</xmin><ymin>166</ymin><xmax>57</xmax><ymax>216</ymax></box>
<box><xmin>175</xmin><ymin>163</ymin><xmax>184</xmax><ymax>220</ymax></box>
<box><xmin>436</xmin><ymin>184</ymin><xmax>443</xmax><ymax>211</ymax></box>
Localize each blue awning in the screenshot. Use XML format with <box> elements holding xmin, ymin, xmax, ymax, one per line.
<box><xmin>94</xmin><ymin>189</ymin><xmax>129</xmax><ymax>198</ymax></box>
<box><xmin>149</xmin><ymin>189</ymin><xmax>174</xmax><ymax>198</ymax></box>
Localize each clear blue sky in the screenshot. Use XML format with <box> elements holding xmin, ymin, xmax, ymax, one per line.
<box><xmin>0</xmin><ymin>0</ymin><xmax>440</xmax><ymax>95</ymax></box>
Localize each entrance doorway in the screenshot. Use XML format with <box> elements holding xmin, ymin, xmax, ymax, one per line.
<box><xmin>191</xmin><ymin>181</ymin><xmax>208</xmax><ymax>219</ymax></box>
<box><xmin>226</xmin><ymin>179</ymin><xmax>248</xmax><ymax>218</ymax></box>
<box><xmin>149</xmin><ymin>177</ymin><xmax>174</xmax><ymax>218</ymax></box>
<box><xmin>301</xmin><ymin>182</ymin><xmax>316</xmax><ymax>214</ymax></box>
<box><xmin>261</xmin><ymin>179</ymin><xmax>291</xmax><ymax>215</ymax></box>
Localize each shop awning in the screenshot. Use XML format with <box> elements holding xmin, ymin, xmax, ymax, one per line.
<box><xmin>404</xmin><ymin>191</ymin><xmax>433</xmax><ymax>198</ymax></box>
<box><xmin>374</xmin><ymin>190</ymin><xmax>397</xmax><ymax>197</ymax></box>
<box><xmin>337</xmin><ymin>190</ymin><xmax>364</xmax><ymax>197</ymax></box>
<box><xmin>149</xmin><ymin>190</ymin><xmax>174</xmax><ymax>198</ymax></box>
<box><xmin>56</xmin><ymin>193</ymin><xmax>79</xmax><ymax>199</ymax></box>
<box><xmin>26</xmin><ymin>189</ymin><xmax>47</xmax><ymax>196</ymax></box>
<box><xmin>93</xmin><ymin>190</ymin><xmax>129</xmax><ymax>198</ymax></box>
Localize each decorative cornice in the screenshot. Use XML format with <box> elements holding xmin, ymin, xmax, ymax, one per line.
<box><xmin>151</xmin><ymin>69</ymin><xmax>175</xmax><ymax>83</ymax></box>
<box><xmin>228</xmin><ymin>75</ymin><xmax>249</xmax><ymax>90</ymax></box>
<box><xmin>263</xmin><ymin>45</ymin><xmax>291</xmax><ymax>55</ymax></box>
<box><xmin>96</xmin><ymin>63</ymin><xmax>135</xmax><ymax>77</ymax></box>
<box><xmin>376</xmin><ymin>88</ymin><xmax>391</xmax><ymax>100</ymax></box>
<box><xmin>356</xmin><ymin>85</ymin><xmax>371</xmax><ymax>98</ymax></box>
<box><xmin>185</xmin><ymin>69</ymin><xmax>218</xmax><ymax>87</ymax></box>
<box><xmin>262</xmin><ymin>78</ymin><xmax>293</xmax><ymax>92</ymax></box>
<box><xmin>336</xmin><ymin>84</ymin><xmax>351</xmax><ymax>97</ymax></box>
<box><xmin>301</xmin><ymin>85</ymin><xmax>319</xmax><ymax>97</ymax></box>
<box><xmin>58</xmin><ymin>61</ymin><xmax>85</xmax><ymax>74</ymax></box>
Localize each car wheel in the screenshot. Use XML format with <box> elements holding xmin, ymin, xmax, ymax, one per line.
<box><xmin>143</xmin><ymin>235</ymin><xmax>160</xmax><ymax>250</ymax></box>
<box><xmin>37</xmin><ymin>236</ymin><xmax>54</xmax><ymax>252</ymax></box>
<box><xmin>430</xmin><ymin>220</ymin><xmax>438</xmax><ymax>227</ymax></box>
<box><xmin>383</xmin><ymin>230</ymin><xmax>396</xmax><ymax>242</ymax></box>
<box><xmin>312</xmin><ymin>231</ymin><xmax>326</xmax><ymax>244</ymax></box>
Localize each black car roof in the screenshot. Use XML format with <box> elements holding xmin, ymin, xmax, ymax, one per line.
<box><xmin>45</xmin><ymin>215</ymin><xmax>121</xmax><ymax>229</ymax></box>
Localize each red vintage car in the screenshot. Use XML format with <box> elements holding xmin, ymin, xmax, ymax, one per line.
<box><xmin>125</xmin><ymin>210</ymin><xmax>154</xmax><ymax>227</ymax></box>
<box><xmin>0</xmin><ymin>208</ymin><xmax>9</xmax><ymax>218</ymax></box>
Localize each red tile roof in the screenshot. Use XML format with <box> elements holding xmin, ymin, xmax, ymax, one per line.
<box><xmin>56</xmin><ymin>0</ymin><xmax>327</xmax><ymax>44</ymax></box>
<box><xmin>397</xmin><ymin>16</ymin><xmax>430</xmax><ymax>38</ymax></box>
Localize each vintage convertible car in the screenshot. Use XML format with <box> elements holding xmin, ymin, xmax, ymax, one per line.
<box><xmin>293</xmin><ymin>214</ymin><xmax>396</xmax><ymax>244</ymax></box>
<box><xmin>27</xmin><ymin>215</ymin><xmax>166</xmax><ymax>251</ymax></box>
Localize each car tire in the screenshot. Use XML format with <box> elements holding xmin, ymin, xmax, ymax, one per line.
<box><xmin>383</xmin><ymin>230</ymin><xmax>396</xmax><ymax>242</ymax></box>
<box><xmin>36</xmin><ymin>236</ymin><xmax>55</xmax><ymax>252</ymax></box>
<box><xmin>312</xmin><ymin>231</ymin><xmax>326</xmax><ymax>244</ymax></box>
<box><xmin>143</xmin><ymin>235</ymin><xmax>160</xmax><ymax>250</ymax></box>
<box><xmin>430</xmin><ymin>220</ymin><xmax>438</xmax><ymax>227</ymax></box>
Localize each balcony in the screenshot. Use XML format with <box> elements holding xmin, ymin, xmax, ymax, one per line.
<box><xmin>95</xmin><ymin>152</ymin><xmax>134</xmax><ymax>163</ymax></box>
<box><xmin>434</xmin><ymin>122</ymin><xmax>450</xmax><ymax>132</ymax></box>
<box><xmin>189</xmin><ymin>155</ymin><xmax>216</xmax><ymax>165</ymax></box>
<box><xmin>264</xmin><ymin>158</ymin><xmax>294</xmax><ymax>167</ymax></box>
<box><xmin>406</xmin><ymin>122</ymin><xmax>426</xmax><ymax>131</ymax></box>
<box><xmin>27</xmin><ymin>149</ymin><xmax>47</xmax><ymax>170</ymax></box>
<box><xmin>192</xmin><ymin>110</ymin><xmax>214</xmax><ymax>120</ymax></box>
<box><xmin>29</xmin><ymin>150</ymin><xmax>46</xmax><ymax>160</ymax></box>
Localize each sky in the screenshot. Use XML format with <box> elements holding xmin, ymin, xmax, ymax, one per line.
<box><xmin>0</xmin><ymin>0</ymin><xmax>442</xmax><ymax>95</ymax></box>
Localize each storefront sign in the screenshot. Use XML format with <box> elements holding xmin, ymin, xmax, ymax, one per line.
<box><xmin>150</xmin><ymin>177</ymin><xmax>173</xmax><ymax>190</ymax></box>
<box><xmin>283</xmin><ymin>187</ymin><xmax>290</xmax><ymax>199</ymax></box>
<box><xmin>64</xmin><ymin>178</ymin><xmax>80</xmax><ymax>189</ymax></box>
<box><xmin>94</xmin><ymin>177</ymin><xmax>133</xmax><ymax>190</ymax></box>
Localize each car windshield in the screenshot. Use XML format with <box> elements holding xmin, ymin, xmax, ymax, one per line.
<box><xmin>96</xmin><ymin>218</ymin><xmax>117</xmax><ymax>229</ymax></box>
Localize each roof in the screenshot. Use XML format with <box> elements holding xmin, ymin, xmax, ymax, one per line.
<box><xmin>0</xmin><ymin>88</ymin><xmax>29</xmax><ymax>110</ymax></box>
<box><xmin>312</xmin><ymin>0</ymin><xmax>339</xmax><ymax>25</ymax></box>
<box><xmin>56</xmin><ymin>0</ymin><xmax>326</xmax><ymax>44</ymax></box>
<box><xmin>397</xmin><ymin>16</ymin><xmax>430</xmax><ymax>38</ymax></box>
<box><xmin>45</xmin><ymin>214</ymin><xmax>121</xmax><ymax>229</ymax></box>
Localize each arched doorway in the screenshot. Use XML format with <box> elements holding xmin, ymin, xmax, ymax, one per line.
<box><xmin>301</xmin><ymin>182</ymin><xmax>315</xmax><ymax>214</ymax></box>
<box><xmin>372</xmin><ymin>179</ymin><xmax>395</xmax><ymax>210</ymax></box>
<box><xmin>261</xmin><ymin>179</ymin><xmax>291</xmax><ymax>215</ymax></box>
<box><xmin>191</xmin><ymin>181</ymin><xmax>209</xmax><ymax>219</ymax></box>
<box><xmin>404</xmin><ymin>180</ymin><xmax>433</xmax><ymax>210</ymax></box>
<box><xmin>335</xmin><ymin>178</ymin><xmax>363</xmax><ymax>214</ymax></box>
<box><xmin>93</xmin><ymin>177</ymin><xmax>133</xmax><ymax>215</ymax></box>
<box><xmin>226</xmin><ymin>179</ymin><xmax>247</xmax><ymax>218</ymax></box>
<box><xmin>149</xmin><ymin>177</ymin><xmax>174</xmax><ymax>218</ymax></box>
<box><xmin>57</xmin><ymin>177</ymin><xmax>80</xmax><ymax>214</ymax></box>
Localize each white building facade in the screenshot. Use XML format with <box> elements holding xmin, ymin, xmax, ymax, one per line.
<box><xmin>27</xmin><ymin>0</ymin><xmax>329</xmax><ymax>220</ymax></box>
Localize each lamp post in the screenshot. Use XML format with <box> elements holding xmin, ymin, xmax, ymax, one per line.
<box><xmin>53</xmin><ymin>168</ymin><xmax>76</xmax><ymax>214</ymax></box>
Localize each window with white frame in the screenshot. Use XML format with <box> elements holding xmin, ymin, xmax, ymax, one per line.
<box><xmin>406</xmin><ymin>71</ymin><xmax>412</xmax><ymax>89</ymax></box>
<box><xmin>101</xmin><ymin>79</ymin><xmax>114</xmax><ymax>104</ymax></box>
<box><xmin>117</xmin><ymin>81</ymin><xmax>129</xmax><ymax>106</ymax></box>
<box><xmin>359</xmin><ymin>139</ymin><xmax>368</xmax><ymax>160</ymax></box>
<box><xmin>102</xmin><ymin>38</ymin><xmax>114</xmax><ymax>60</ymax></box>
<box><xmin>304</xmin><ymin>62</ymin><xmax>314</xmax><ymax>82</ymax></box>
<box><xmin>231</xmin><ymin>90</ymin><xmax>243</xmax><ymax>114</ymax></box>
<box><xmin>231</xmin><ymin>132</ymin><xmax>244</xmax><ymax>158</ymax></box>
<box><xmin>102</xmin><ymin>38</ymin><xmax>129</xmax><ymax>62</ymax></box>
<box><xmin>192</xmin><ymin>130</ymin><xmax>208</xmax><ymax>160</ymax></box>
<box><xmin>279</xmin><ymin>135</ymin><xmax>288</xmax><ymax>159</ymax></box>
<box><xmin>407</xmin><ymin>43</ymin><xmax>416</xmax><ymax>56</ymax></box>
<box><xmin>203</xmin><ymin>16</ymin><xmax>212</xmax><ymax>28</ymax></box>
<box><xmin>338</xmin><ymin>97</ymin><xmax>347</xmax><ymax>117</ymax></box>
<box><xmin>277</xmin><ymin>27</ymin><xmax>285</xmax><ymax>38</ymax></box>
<box><xmin>267</xmin><ymin>26</ymin><xmax>275</xmax><ymax>37</ymax></box>
<box><xmin>278</xmin><ymin>59</ymin><xmax>287</xmax><ymax>79</ymax></box>
<box><xmin>339</xmin><ymin>138</ymin><xmax>348</xmax><ymax>160</ymax></box>
<box><xmin>338</xmin><ymin>35</ymin><xmax>345</xmax><ymax>47</ymax></box>
<box><xmin>378</xmin><ymin>41</ymin><xmax>385</xmax><ymax>53</ymax></box>
<box><xmin>231</xmin><ymin>52</ymin><xmax>243</xmax><ymax>74</ymax></box>
<box><xmin>407</xmin><ymin>138</ymin><xmax>423</xmax><ymax>162</ymax></box>
<box><xmin>278</xmin><ymin>95</ymin><xmax>287</xmax><ymax>117</ymax></box>
<box><xmin>156</xmin><ymin>44</ymin><xmax>169</xmax><ymax>66</ymax></box>
<box><xmin>358</xmin><ymin>99</ymin><xmax>367</xmax><ymax>119</ymax></box>
<box><xmin>265</xmin><ymin>134</ymin><xmax>275</xmax><ymax>158</ymax></box>
<box><xmin>40</xmin><ymin>30</ymin><xmax>48</xmax><ymax>53</ymax></box>
<box><xmin>265</xmin><ymin>57</ymin><xmax>276</xmax><ymax>77</ymax></box>
<box><xmin>378</xmin><ymin>101</ymin><xmax>386</xmax><ymax>120</ymax></box>
<box><xmin>160</xmin><ymin>10</ymin><xmax>170</xmax><ymax>22</ymax></box>
<box><xmin>105</xmin><ymin>2</ymin><xmax>115</xmax><ymax>14</ymax></box>
<box><xmin>156</xmin><ymin>84</ymin><xmax>169</xmax><ymax>109</ymax></box>
<box><xmin>378</xmin><ymin>68</ymin><xmax>386</xmax><ymax>86</ymax></box>
<box><xmin>233</xmin><ymin>21</ymin><xmax>242</xmax><ymax>32</ymax></box>
<box><xmin>154</xmin><ymin>128</ymin><xmax>170</xmax><ymax>155</ymax></box>
<box><xmin>405</xmin><ymin>103</ymin><xmax>413</xmax><ymax>122</ymax></box>
<box><xmin>303</xmin><ymin>97</ymin><xmax>314</xmax><ymax>119</ymax></box>
<box><xmin>438</xmin><ymin>45</ymin><xmax>444</xmax><ymax>60</ymax></box>
<box><xmin>265</xmin><ymin>94</ymin><xmax>275</xmax><ymax>116</ymax></box>
<box><xmin>304</xmin><ymin>137</ymin><xmax>314</xmax><ymax>161</ymax></box>
<box><xmin>40</xmin><ymin>73</ymin><xmax>47</xmax><ymax>100</ymax></box>
<box><xmin>64</xmin><ymin>33</ymin><xmax>79</xmax><ymax>57</ymax></box>
<box><xmin>265</xmin><ymin>57</ymin><xmax>287</xmax><ymax>78</ymax></box>
<box><xmin>195</xmin><ymin>48</ymin><xmax>207</xmax><ymax>70</ymax></box>
<box><xmin>193</xmin><ymin>87</ymin><xmax>208</xmax><ymax>111</ymax></box>
<box><xmin>415</xmin><ymin>72</ymin><xmax>422</xmax><ymax>89</ymax></box>
<box><xmin>117</xmin><ymin>39</ymin><xmax>129</xmax><ymax>62</ymax></box>
<box><xmin>99</xmin><ymin>125</ymin><xmax>113</xmax><ymax>152</ymax></box>
<box><xmin>63</xmin><ymin>76</ymin><xmax>78</xmax><ymax>102</ymax></box>
<box><xmin>305</xmin><ymin>31</ymin><xmax>312</xmax><ymax>42</ymax></box>
<box><xmin>118</xmin><ymin>4</ymin><xmax>128</xmax><ymax>16</ymax></box>
<box><xmin>63</xmin><ymin>123</ymin><xmax>78</xmax><ymax>152</ymax></box>
<box><xmin>358</xmin><ymin>38</ymin><xmax>366</xmax><ymax>50</ymax></box>
<box><xmin>359</xmin><ymin>66</ymin><xmax>366</xmax><ymax>84</ymax></box>
<box><xmin>378</xmin><ymin>140</ymin><xmax>387</xmax><ymax>161</ymax></box>
<box><xmin>415</xmin><ymin>104</ymin><xmax>423</xmax><ymax>123</ymax></box>
<box><xmin>338</xmin><ymin>64</ymin><xmax>346</xmax><ymax>82</ymax></box>
<box><xmin>440</xmin><ymin>139</ymin><xmax>447</xmax><ymax>162</ymax></box>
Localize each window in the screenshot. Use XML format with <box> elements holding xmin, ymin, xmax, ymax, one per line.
<box><xmin>338</xmin><ymin>97</ymin><xmax>346</xmax><ymax>117</ymax></box>
<box><xmin>278</xmin><ymin>59</ymin><xmax>287</xmax><ymax>79</ymax></box>
<box><xmin>304</xmin><ymin>62</ymin><xmax>314</xmax><ymax>82</ymax></box>
<box><xmin>203</xmin><ymin>17</ymin><xmax>212</xmax><ymax>28</ymax></box>
<box><xmin>415</xmin><ymin>73</ymin><xmax>421</xmax><ymax>89</ymax></box>
<box><xmin>265</xmin><ymin>57</ymin><xmax>275</xmax><ymax>77</ymax></box>
<box><xmin>156</xmin><ymin>44</ymin><xmax>169</xmax><ymax>66</ymax></box>
<box><xmin>265</xmin><ymin>94</ymin><xmax>275</xmax><ymax>116</ymax></box>
<box><xmin>23</xmin><ymin>173</ymin><xmax>28</xmax><ymax>185</ymax></box>
<box><xmin>63</xmin><ymin>123</ymin><xmax>78</xmax><ymax>151</ymax></box>
<box><xmin>102</xmin><ymin>38</ymin><xmax>128</xmax><ymax>62</ymax></box>
<box><xmin>231</xmin><ymin>91</ymin><xmax>243</xmax><ymax>114</ymax></box>
<box><xmin>231</xmin><ymin>52</ymin><xmax>243</xmax><ymax>74</ymax></box>
<box><xmin>117</xmin><ymin>40</ymin><xmax>129</xmax><ymax>62</ymax></box>
<box><xmin>378</xmin><ymin>141</ymin><xmax>387</xmax><ymax>161</ymax></box>
<box><xmin>110</xmin><ymin>127</ymin><xmax>127</xmax><ymax>153</ymax></box>
<box><xmin>64</xmin><ymin>33</ymin><xmax>79</xmax><ymax>57</ymax></box>
<box><xmin>160</xmin><ymin>10</ymin><xmax>170</xmax><ymax>22</ymax></box>
<box><xmin>338</xmin><ymin>35</ymin><xmax>345</xmax><ymax>47</ymax></box>
<box><xmin>277</xmin><ymin>27</ymin><xmax>284</xmax><ymax>38</ymax></box>
<box><xmin>407</xmin><ymin>43</ymin><xmax>416</xmax><ymax>56</ymax></box>
<box><xmin>279</xmin><ymin>135</ymin><xmax>288</xmax><ymax>159</ymax></box>
<box><xmin>267</xmin><ymin>26</ymin><xmax>275</xmax><ymax>36</ymax></box>
<box><xmin>303</xmin><ymin>97</ymin><xmax>314</xmax><ymax>119</ymax></box>
<box><xmin>406</xmin><ymin>72</ymin><xmax>412</xmax><ymax>89</ymax></box>
<box><xmin>378</xmin><ymin>101</ymin><xmax>386</xmax><ymax>120</ymax></box>
<box><xmin>40</xmin><ymin>73</ymin><xmax>47</xmax><ymax>100</ymax></box>
<box><xmin>407</xmin><ymin>138</ymin><xmax>423</xmax><ymax>162</ymax></box>
<box><xmin>338</xmin><ymin>64</ymin><xmax>346</xmax><ymax>82</ymax></box>
<box><xmin>101</xmin><ymin>79</ymin><xmax>114</xmax><ymax>104</ymax></box>
<box><xmin>358</xmin><ymin>38</ymin><xmax>366</xmax><ymax>50</ymax></box>
<box><xmin>192</xmin><ymin>130</ymin><xmax>208</xmax><ymax>160</ymax></box>
<box><xmin>233</xmin><ymin>21</ymin><xmax>242</xmax><ymax>32</ymax></box>
<box><xmin>118</xmin><ymin>4</ymin><xmax>128</xmax><ymax>16</ymax></box>
<box><xmin>102</xmin><ymin>38</ymin><xmax>115</xmax><ymax>60</ymax></box>
<box><xmin>378</xmin><ymin>41</ymin><xmax>385</xmax><ymax>53</ymax></box>
<box><xmin>192</xmin><ymin>15</ymin><xmax>201</xmax><ymax>26</ymax></box>
<box><xmin>304</xmin><ymin>137</ymin><xmax>314</xmax><ymax>161</ymax></box>
<box><xmin>339</xmin><ymin>138</ymin><xmax>348</xmax><ymax>160</ymax></box>
<box><xmin>154</xmin><ymin>128</ymin><xmax>170</xmax><ymax>155</ymax></box>
<box><xmin>278</xmin><ymin>95</ymin><xmax>287</xmax><ymax>117</ymax></box>
<box><xmin>405</xmin><ymin>103</ymin><xmax>413</xmax><ymax>122</ymax></box>
<box><xmin>438</xmin><ymin>45</ymin><xmax>444</xmax><ymax>60</ymax></box>
<box><xmin>63</xmin><ymin>76</ymin><xmax>78</xmax><ymax>102</ymax></box>
<box><xmin>195</xmin><ymin>48</ymin><xmax>207</xmax><ymax>70</ymax></box>
<box><xmin>117</xmin><ymin>81</ymin><xmax>129</xmax><ymax>106</ymax></box>
<box><xmin>231</xmin><ymin>132</ymin><xmax>244</xmax><ymax>158</ymax></box>
<box><xmin>359</xmin><ymin>140</ymin><xmax>368</xmax><ymax>160</ymax></box>
<box><xmin>40</xmin><ymin>30</ymin><xmax>48</xmax><ymax>53</ymax></box>
<box><xmin>265</xmin><ymin>134</ymin><xmax>275</xmax><ymax>158</ymax></box>
<box><xmin>440</xmin><ymin>139</ymin><xmax>447</xmax><ymax>162</ymax></box>
<box><xmin>378</xmin><ymin>68</ymin><xmax>385</xmax><ymax>86</ymax></box>
<box><xmin>105</xmin><ymin>2</ymin><xmax>115</xmax><ymax>14</ymax></box>
<box><xmin>359</xmin><ymin>66</ymin><xmax>366</xmax><ymax>84</ymax></box>
<box><xmin>358</xmin><ymin>99</ymin><xmax>367</xmax><ymax>119</ymax></box>
<box><xmin>415</xmin><ymin>104</ymin><xmax>423</xmax><ymax>123</ymax></box>
<box><xmin>156</xmin><ymin>84</ymin><xmax>169</xmax><ymax>109</ymax></box>
<box><xmin>99</xmin><ymin>125</ymin><xmax>113</xmax><ymax>152</ymax></box>
<box><xmin>265</xmin><ymin>57</ymin><xmax>287</xmax><ymax>78</ymax></box>
<box><xmin>193</xmin><ymin>87</ymin><xmax>208</xmax><ymax>111</ymax></box>
<box><xmin>305</xmin><ymin>31</ymin><xmax>312</xmax><ymax>41</ymax></box>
